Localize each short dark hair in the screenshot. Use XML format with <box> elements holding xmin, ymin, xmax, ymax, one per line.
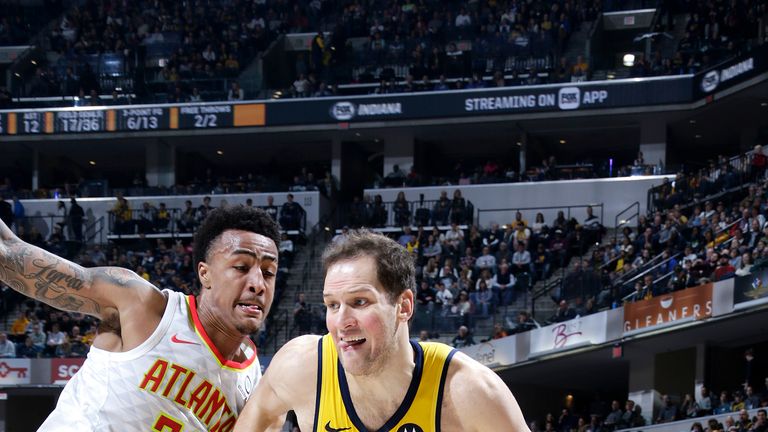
<box><xmin>193</xmin><ymin>206</ymin><xmax>280</xmax><ymax>265</ymax></box>
<box><xmin>321</xmin><ymin>229</ymin><xmax>415</xmax><ymax>303</ymax></box>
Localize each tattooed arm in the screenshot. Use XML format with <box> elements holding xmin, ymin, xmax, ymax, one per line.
<box><xmin>0</xmin><ymin>219</ymin><xmax>162</xmax><ymax>319</ymax></box>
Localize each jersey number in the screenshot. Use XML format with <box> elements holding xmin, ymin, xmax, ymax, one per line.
<box><xmin>153</xmin><ymin>413</ymin><xmax>184</xmax><ymax>432</ymax></box>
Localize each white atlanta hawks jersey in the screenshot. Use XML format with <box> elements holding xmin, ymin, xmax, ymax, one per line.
<box><xmin>38</xmin><ymin>290</ymin><xmax>261</xmax><ymax>431</ymax></box>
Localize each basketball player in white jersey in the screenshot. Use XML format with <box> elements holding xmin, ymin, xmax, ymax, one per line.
<box><xmin>234</xmin><ymin>230</ymin><xmax>529</xmax><ymax>432</ymax></box>
<box><xmin>0</xmin><ymin>205</ymin><xmax>280</xmax><ymax>431</ymax></box>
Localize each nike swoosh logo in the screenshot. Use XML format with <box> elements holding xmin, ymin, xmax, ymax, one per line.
<box><xmin>325</xmin><ymin>421</ymin><xmax>352</xmax><ymax>432</ymax></box>
<box><xmin>171</xmin><ymin>334</ymin><xmax>200</xmax><ymax>345</ymax></box>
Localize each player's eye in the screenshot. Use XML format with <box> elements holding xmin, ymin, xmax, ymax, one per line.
<box><xmin>353</xmin><ymin>298</ymin><xmax>368</xmax><ymax>307</ymax></box>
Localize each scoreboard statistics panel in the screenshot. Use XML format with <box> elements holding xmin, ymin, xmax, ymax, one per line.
<box><xmin>0</xmin><ymin>103</ymin><xmax>265</xmax><ymax>136</ymax></box>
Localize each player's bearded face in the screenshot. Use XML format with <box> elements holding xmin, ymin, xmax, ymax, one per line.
<box><xmin>324</xmin><ymin>256</ymin><xmax>402</xmax><ymax>376</ymax></box>
<box><xmin>199</xmin><ymin>231</ymin><xmax>278</xmax><ymax>335</ymax></box>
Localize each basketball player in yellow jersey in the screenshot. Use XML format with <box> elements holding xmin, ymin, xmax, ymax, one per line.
<box><xmin>235</xmin><ymin>230</ymin><xmax>529</xmax><ymax>432</ymax></box>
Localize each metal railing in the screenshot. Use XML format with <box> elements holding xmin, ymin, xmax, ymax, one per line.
<box><xmin>336</xmin><ymin>198</ymin><xmax>474</xmax><ymax>229</ymax></box>
<box><xmin>614</xmin><ymin>201</ymin><xmax>640</xmax><ymax>242</ymax></box>
<box><xmin>477</xmin><ymin>203</ymin><xmax>604</xmax><ymax>230</ymax></box>
<box><xmin>646</xmin><ymin>151</ymin><xmax>752</xmax><ymax>214</ymax></box>
<box><xmin>107</xmin><ymin>205</ymin><xmax>306</xmax><ymax>237</ymax></box>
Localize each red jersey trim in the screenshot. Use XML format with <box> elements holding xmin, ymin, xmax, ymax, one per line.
<box><xmin>186</xmin><ymin>295</ymin><xmax>258</xmax><ymax>370</ymax></box>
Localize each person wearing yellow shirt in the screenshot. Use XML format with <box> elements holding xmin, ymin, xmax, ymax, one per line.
<box><xmin>9</xmin><ymin>311</ymin><xmax>30</xmax><ymax>342</ymax></box>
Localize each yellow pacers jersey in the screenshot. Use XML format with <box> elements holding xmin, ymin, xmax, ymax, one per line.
<box><xmin>313</xmin><ymin>334</ymin><xmax>457</xmax><ymax>432</ymax></box>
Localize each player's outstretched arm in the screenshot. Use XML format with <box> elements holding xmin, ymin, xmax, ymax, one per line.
<box><xmin>444</xmin><ymin>352</ymin><xmax>531</xmax><ymax>432</ymax></box>
<box><xmin>234</xmin><ymin>335</ymin><xmax>319</xmax><ymax>432</ymax></box>
<box><xmin>0</xmin><ymin>218</ymin><xmax>160</xmax><ymax>318</ymax></box>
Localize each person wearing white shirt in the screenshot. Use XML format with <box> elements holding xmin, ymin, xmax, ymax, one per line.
<box><xmin>455</xmin><ymin>9</ymin><xmax>471</xmax><ymax>27</ymax></box>
<box><xmin>511</xmin><ymin>242</ymin><xmax>532</xmax><ymax>275</ymax></box>
<box><xmin>46</xmin><ymin>323</ymin><xmax>66</xmax><ymax>356</ymax></box>
<box><xmin>0</xmin><ymin>333</ymin><xmax>16</xmax><ymax>358</ymax></box>
<box><xmin>435</xmin><ymin>282</ymin><xmax>454</xmax><ymax>312</ymax></box>
<box><xmin>475</xmin><ymin>246</ymin><xmax>497</xmax><ymax>272</ymax></box>
<box><xmin>443</xmin><ymin>223</ymin><xmax>464</xmax><ymax>250</ymax></box>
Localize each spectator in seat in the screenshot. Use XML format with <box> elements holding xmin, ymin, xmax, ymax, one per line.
<box><xmin>444</xmin><ymin>222</ymin><xmax>465</xmax><ymax>253</ymax></box>
<box><xmin>228</xmin><ymin>81</ymin><xmax>244</xmax><ymax>101</ymax></box>
<box><xmin>155</xmin><ymin>202</ymin><xmax>170</xmax><ymax>232</ymax></box>
<box><xmin>416</xmin><ymin>280</ymin><xmax>436</xmax><ymax>310</ymax></box>
<box><xmin>752</xmin><ymin>409</ymin><xmax>767</xmax><ymax>432</ymax></box>
<box><xmin>451</xmin><ymin>325</ymin><xmax>475</xmax><ymax>348</ymax></box>
<box><xmin>137</xmin><ymin>202</ymin><xmax>157</xmax><ymax>234</ymax></box>
<box><xmin>434</xmin><ymin>281</ymin><xmax>454</xmax><ymax>312</ymax></box>
<box><xmin>752</xmin><ymin>145</ymin><xmax>767</xmax><ymax>182</ymax></box>
<box><xmin>112</xmin><ymin>195</ymin><xmax>132</xmax><ymax>235</ymax></box>
<box><xmin>476</xmin><ymin>246</ymin><xmax>497</xmax><ymax>273</ymax></box>
<box><xmin>471</xmin><ymin>279</ymin><xmax>493</xmax><ymax>316</ymax></box>
<box><xmin>178</xmin><ymin>200</ymin><xmax>196</xmax><ymax>232</ymax></box>
<box><xmin>496</xmin><ymin>241</ymin><xmax>512</xmax><ymax>264</ymax></box>
<box><xmin>745</xmin><ymin>386</ymin><xmax>761</xmax><ymax>410</ymax></box>
<box><xmin>392</xmin><ymin>191</ymin><xmax>411</xmax><ymax>227</ymax></box>
<box><xmin>18</xmin><ymin>336</ymin><xmax>38</xmax><ymax>358</ymax></box>
<box><xmin>45</xmin><ymin>322</ymin><xmax>66</xmax><ymax>357</ymax></box>
<box><xmin>533</xmin><ymin>243</ymin><xmax>552</xmax><ymax>281</ymax></box>
<box><xmin>551</xmin><ymin>299</ymin><xmax>576</xmax><ymax>323</ymax></box>
<box><xmin>384</xmin><ymin>165</ymin><xmax>406</xmax><ymax>187</ymax></box>
<box><xmin>279</xmin><ymin>193</ymin><xmax>304</xmax><ymax>231</ymax></box>
<box><xmin>511</xmin><ymin>241</ymin><xmax>532</xmax><ymax>275</ymax></box>
<box><xmin>713</xmin><ymin>255</ymin><xmax>736</xmax><ymax>281</ymax></box>
<box><xmin>511</xmin><ymin>311</ymin><xmax>536</xmax><ymax>334</ymax></box>
<box><xmin>736</xmin><ymin>409</ymin><xmax>752</xmax><ymax>432</ymax></box>
<box><xmin>195</xmin><ymin>196</ymin><xmax>215</xmax><ymax>225</ymax></box>
<box><xmin>432</xmin><ymin>191</ymin><xmax>451</xmax><ymax>226</ymax></box>
<box><xmin>450</xmin><ymin>189</ymin><xmax>467</xmax><ymax>224</ymax></box>
<box><xmin>715</xmin><ymin>391</ymin><xmax>732</xmax><ymax>414</ymax></box>
<box><xmin>604</xmin><ymin>400</ymin><xmax>623</xmax><ymax>430</ymax></box>
<box><xmin>0</xmin><ymin>332</ymin><xmax>16</xmax><ymax>358</ymax></box>
<box><xmin>451</xmin><ymin>290</ymin><xmax>474</xmax><ymax>317</ymax></box>
<box><xmin>262</xmin><ymin>195</ymin><xmax>278</xmax><ymax>221</ymax></box>
<box><xmin>279</xmin><ymin>233</ymin><xmax>294</xmax><ymax>268</ymax></box>
<box><xmin>368</xmin><ymin>194</ymin><xmax>387</xmax><ymax>227</ymax></box>
<box><xmin>491</xmin><ymin>263</ymin><xmax>515</xmax><ymax>307</ymax></box>
<box><xmin>656</xmin><ymin>394</ymin><xmax>679</xmax><ymax>423</ymax></box>
<box><xmin>69</xmin><ymin>197</ymin><xmax>85</xmax><ymax>242</ymax></box>
<box><xmin>619</xmin><ymin>400</ymin><xmax>643</xmax><ymax>428</ymax></box>
<box><xmin>27</xmin><ymin>323</ymin><xmax>46</xmax><ymax>353</ymax></box>
<box><xmin>583</xmin><ymin>206</ymin><xmax>603</xmax><ymax>244</ymax></box>
<box><xmin>293</xmin><ymin>293</ymin><xmax>312</xmax><ymax>335</ymax></box>
<box><xmin>482</xmin><ymin>223</ymin><xmax>502</xmax><ymax>252</ymax></box>
<box><xmin>9</xmin><ymin>309</ymin><xmax>30</xmax><ymax>342</ymax></box>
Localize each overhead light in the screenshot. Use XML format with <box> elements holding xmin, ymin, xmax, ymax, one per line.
<box><xmin>355</xmin><ymin>132</ymin><xmax>361</xmax><ymax>137</ymax></box>
<box><xmin>622</xmin><ymin>53</ymin><xmax>635</xmax><ymax>67</ymax></box>
<box><xmin>559</xmin><ymin>139</ymin><xmax>566</xmax><ymax>144</ymax></box>
<box><xmin>89</xmin><ymin>160</ymin><xmax>96</xmax><ymax>166</ymax></box>
<box><xmin>762</xmin><ymin>102</ymin><xmax>768</xmax><ymax>107</ymax></box>
<box><xmin>606</xmin><ymin>73</ymin><xmax>616</xmax><ymax>79</ymax></box>
<box><xmin>374</xmin><ymin>138</ymin><xmax>380</xmax><ymax>143</ymax></box>
<box><xmin>216</xmin><ymin>150</ymin><xmax>224</xmax><ymax>155</ymax></box>
<box><xmin>31</xmin><ymin>60</ymin><xmax>37</xmax><ymax>65</ymax></box>
<box><xmin>695</xmin><ymin>134</ymin><xmax>702</xmax><ymax>139</ymax></box>
<box><xmin>14</xmin><ymin>72</ymin><xmax>20</xmax><ymax>77</ymax></box>
<box><xmin>516</xmin><ymin>142</ymin><xmax>522</xmax><ymax>146</ymax></box>
<box><xmin>324</xmin><ymin>226</ymin><xmax>331</xmax><ymax>231</ymax></box>
<box><xmin>689</xmin><ymin>119</ymin><xmax>696</xmax><ymax>124</ymax></box>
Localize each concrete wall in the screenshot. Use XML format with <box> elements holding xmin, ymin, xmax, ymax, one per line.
<box><xmin>365</xmin><ymin>175</ymin><xmax>672</xmax><ymax>228</ymax></box>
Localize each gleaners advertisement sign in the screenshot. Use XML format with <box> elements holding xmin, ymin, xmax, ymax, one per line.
<box><xmin>623</xmin><ymin>283</ymin><xmax>713</xmax><ymax>332</ymax></box>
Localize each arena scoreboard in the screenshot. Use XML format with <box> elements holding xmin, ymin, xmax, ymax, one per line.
<box><xmin>0</xmin><ymin>45</ymin><xmax>763</xmax><ymax>137</ymax></box>
<box><xmin>0</xmin><ymin>103</ymin><xmax>265</xmax><ymax>135</ymax></box>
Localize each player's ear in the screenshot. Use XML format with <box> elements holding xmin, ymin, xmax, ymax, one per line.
<box><xmin>398</xmin><ymin>289</ymin><xmax>414</xmax><ymax>321</ymax></box>
<box><xmin>198</xmin><ymin>261</ymin><xmax>211</xmax><ymax>289</ymax></box>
